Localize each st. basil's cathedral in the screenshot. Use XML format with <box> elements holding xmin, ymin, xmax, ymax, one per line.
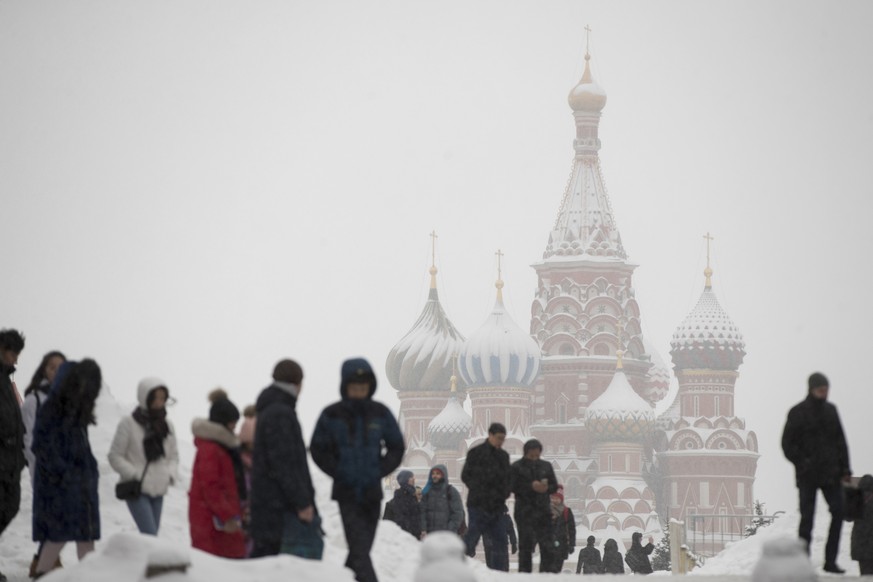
<box><xmin>384</xmin><ymin>44</ymin><xmax>758</xmax><ymax>549</ymax></box>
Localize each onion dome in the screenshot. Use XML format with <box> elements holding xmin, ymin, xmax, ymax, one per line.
<box><xmin>642</xmin><ymin>338</ymin><xmax>671</xmax><ymax>404</ymax></box>
<box><xmin>459</xmin><ymin>258</ymin><xmax>540</xmax><ymax>387</ymax></box>
<box><xmin>386</xmin><ymin>250</ymin><xmax>466</xmax><ymax>392</ymax></box>
<box><xmin>586</xmin><ymin>352</ymin><xmax>654</xmax><ymax>441</ymax></box>
<box><xmin>568</xmin><ymin>53</ymin><xmax>607</xmax><ymax>113</ymax></box>
<box><xmin>428</xmin><ymin>370</ymin><xmax>472</xmax><ymax>450</ymax></box>
<box><xmin>670</xmin><ymin>247</ymin><xmax>745</xmax><ymax>371</ymax></box>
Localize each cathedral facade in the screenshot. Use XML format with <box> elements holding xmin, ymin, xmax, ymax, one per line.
<box><xmin>384</xmin><ymin>47</ymin><xmax>758</xmax><ymax>550</ymax></box>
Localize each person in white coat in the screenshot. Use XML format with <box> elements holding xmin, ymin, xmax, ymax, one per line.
<box><xmin>108</xmin><ymin>377</ymin><xmax>179</xmax><ymax>535</ymax></box>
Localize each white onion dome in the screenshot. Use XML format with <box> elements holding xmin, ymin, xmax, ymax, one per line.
<box><xmin>670</xmin><ymin>284</ymin><xmax>745</xmax><ymax>371</ymax></box>
<box><xmin>386</xmin><ymin>277</ymin><xmax>466</xmax><ymax>392</ymax></box>
<box><xmin>459</xmin><ymin>282</ymin><xmax>540</xmax><ymax>387</ymax></box>
<box><xmin>586</xmin><ymin>367</ymin><xmax>654</xmax><ymax>441</ymax></box>
<box><xmin>428</xmin><ymin>392</ymin><xmax>473</xmax><ymax>450</ymax></box>
<box><xmin>568</xmin><ymin>54</ymin><xmax>607</xmax><ymax>113</ymax></box>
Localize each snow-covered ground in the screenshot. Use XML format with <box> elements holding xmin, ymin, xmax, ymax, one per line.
<box><xmin>0</xmin><ymin>387</ymin><xmax>865</xmax><ymax>580</ymax></box>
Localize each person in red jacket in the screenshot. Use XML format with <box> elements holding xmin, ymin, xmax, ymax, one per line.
<box><xmin>188</xmin><ymin>389</ymin><xmax>247</xmax><ymax>559</ymax></box>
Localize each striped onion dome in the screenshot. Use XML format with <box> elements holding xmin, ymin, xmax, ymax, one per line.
<box><xmin>386</xmin><ymin>270</ymin><xmax>466</xmax><ymax>392</ymax></box>
<box><xmin>458</xmin><ymin>280</ymin><xmax>540</xmax><ymax>387</ymax></box>
<box><xmin>586</xmin><ymin>366</ymin><xmax>654</xmax><ymax>441</ymax></box>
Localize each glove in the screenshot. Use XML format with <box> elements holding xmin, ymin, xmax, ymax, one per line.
<box><xmin>511</xmin><ymin>544</ymin><xmax>518</xmax><ymax>555</ymax></box>
<box><xmin>569</xmin><ymin>547</ymin><xmax>575</xmax><ymax>555</ymax></box>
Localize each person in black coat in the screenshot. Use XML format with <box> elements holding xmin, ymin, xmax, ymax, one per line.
<box><xmin>577</xmin><ymin>535</ymin><xmax>603</xmax><ymax>574</ymax></box>
<box><xmin>460</xmin><ymin>422</ymin><xmax>511</xmax><ymax>571</ymax></box>
<box><xmin>781</xmin><ymin>372</ymin><xmax>852</xmax><ymax>573</ymax></box>
<box><xmin>851</xmin><ymin>474</ymin><xmax>873</xmax><ymax>575</ymax></box>
<box><xmin>249</xmin><ymin>359</ymin><xmax>318</xmax><ymax>558</ymax></box>
<box><xmin>310</xmin><ymin>358</ymin><xmax>404</xmax><ymax>582</ymax></box>
<box><xmin>0</xmin><ymin>328</ymin><xmax>26</xmax><ymax>566</ymax></box>
<box><xmin>602</xmin><ymin>538</ymin><xmax>625</xmax><ymax>574</ymax></box>
<box><xmin>624</xmin><ymin>532</ymin><xmax>654</xmax><ymax>574</ymax></box>
<box><xmin>510</xmin><ymin>438</ymin><xmax>558</xmax><ymax>573</ymax></box>
<box><xmin>389</xmin><ymin>470</ymin><xmax>421</xmax><ymax>539</ymax></box>
<box><xmin>31</xmin><ymin>359</ymin><xmax>102</xmax><ymax>577</ymax></box>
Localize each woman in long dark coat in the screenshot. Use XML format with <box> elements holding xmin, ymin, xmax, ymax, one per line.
<box><xmin>31</xmin><ymin>359</ymin><xmax>102</xmax><ymax>578</ymax></box>
<box><xmin>602</xmin><ymin>538</ymin><xmax>625</xmax><ymax>574</ymax></box>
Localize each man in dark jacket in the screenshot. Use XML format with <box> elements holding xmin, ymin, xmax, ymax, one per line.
<box><xmin>250</xmin><ymin>359</ymin><xmax>318</xmax><ymax>558</ymax></box>
<box><xmin>781</xmin><ymin>372</ymin><xmax>852</xmax><ymax>574</ymax></box>
<box><xmin>511</xmin><ymin>438</ymin><xmax>558</xmax><ymax>573</ymax></box>
<box><xmin>310</xmin><ymin>358</ymin><xmax>404</xmax><ymax>582</ymax></box>
<box><xmin>461</xmin><ymin>422</ymin><xmax>511</xmax><ymax>571</ymax></box>
<box><xmin>0</xmin><ymin>328</ymin><xmax>25</xmax><ymax>580</ymax></box>
<box><xmin>387</xmin><ymin>470</ymin><xmax>421</xmax><ymax>539</ymax></box>
<box><xmin>577</xmin><ymin>535</ymin><xmax>603</xmax><ymax>574</ymax></box>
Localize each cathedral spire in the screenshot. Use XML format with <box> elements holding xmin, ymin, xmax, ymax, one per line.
<box><xmin>429</xmin><ymin>230</ymin><xmax>439</xmax><ymax>291</ymax></box>
<box><xmin>703</xmin><ymin>232</ymin><xmax>714</xmax><ymax>289</ymax></box>
<box><xmin>495</xmin><ymin>248</ymin><xmax>505</xmax><ymax>304</ymax></box>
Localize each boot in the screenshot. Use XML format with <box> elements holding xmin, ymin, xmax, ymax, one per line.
<box><xmin>29</xmin><ymin>554</ymin><xmax>39</xmax><ymax>578</ymax></box>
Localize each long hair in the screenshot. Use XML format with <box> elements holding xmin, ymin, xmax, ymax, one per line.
<box><xmin>43</xmin><ymin>359</ymin><xmax>102</xmax><ymax>427</ymax></box>
<box><xmin>24</xmin><ymin>350</ymin><xmax>67</xmax><ymax>397</ymax></box>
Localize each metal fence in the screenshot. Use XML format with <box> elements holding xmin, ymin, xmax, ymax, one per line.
<box><xmin>683</xmin><ymin>513</ymin><xmax>784</xmax><ymax>560</ymax></box>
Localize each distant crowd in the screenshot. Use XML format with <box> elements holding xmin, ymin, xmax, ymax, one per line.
<box><xmin>2</xmin><ymin>328</ymin><xmax>873</xmax><ymax>581</ymax></box>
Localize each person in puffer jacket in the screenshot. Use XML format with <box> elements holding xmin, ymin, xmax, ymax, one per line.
<box><xmin>419</xmin><ymin>464</ymin><xmax>464</xmax><ymax>538</ymax></box>
<box><xmin>188</xmin><ymin>389</ymin><xmax>246</xmax><ymax>559</ymax></box>
<box><xmin>310</xmin><ymin>358</ymin><xmax>405</xmax><ymax>582</ymax></box>
<box><xmin>108</xmin><ymin>376</ymin><xmax>179</xmax><ymax>535</ymax></box>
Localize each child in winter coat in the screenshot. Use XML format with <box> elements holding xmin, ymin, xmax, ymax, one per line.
<box><xmin>625</xmin><ymin>531</ymin><xmax>655</xmax><ymax>574</ymax></box>
<box><xmin>31</xmin><ymin>360</ymin><xmax>102</xmax><ymax>577</ymax></box>
<box><xmin>108</xmin><ymin>377</ymin><xmax>179</xmax><ymax>535</ymax></box>
<box><xmin>602</xmin><ymin>538</ymin><xmax>625</xmax><ymax>574</ymax></box>
<box><xmin>544</xmin><ymin>491</ymin><xmax>576</xmax><ymax>573</ymax></box>
<box><xmin>188</xmin><ymin>390</ymin><xmax>247</xmax><ymax>559</ymax></box>
<box><xmin>851</xmin><ymin>474</ymin><xmax>873</xmax><ymax>575</ymax></box>
<box><xmin>420</xmin><ymin>465</ymin><xmax>465</xmax><ymax>538</ymax></box>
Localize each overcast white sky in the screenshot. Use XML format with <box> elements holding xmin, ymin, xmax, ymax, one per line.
<box><xmin>2</xmin><ymin>0</ymin><xmax>872</xmax><ymax>511</ymax></box>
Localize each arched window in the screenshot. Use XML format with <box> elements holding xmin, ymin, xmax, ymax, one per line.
<box><xmin>559</xmin><ymin>343</ymin><xmax>574</xmax><ymax>356</ymax></box>
<box><xmin>593</xmin><ymin>343</ymin><xmax>610</xmax><ymax>356</ymax></box>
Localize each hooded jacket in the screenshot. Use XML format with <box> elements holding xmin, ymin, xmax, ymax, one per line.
<box><xmin>420</xmin><ymin>464</ymin><xmax>464</xmax><ymax>534</ymax></box>
<box><xmin>249</xmin><ymin>381</ymin><xmax>316</xmax><ymax>544</ymax></box>
<box><xmin>781</xmin><ymin>394</ymin><xmax>851</xmax><ymax>487</ymax></box>
<box><xmin>310</xmin><ymin>358</ymin><xmax>405</xmax><ymax>503</ymax></box>
<box><xmin>107</xmin><ymin>377</ymin><xmax>179</xmax><ymax>497</ymax></box>
<box><xmin>390</xmin><ymin>471</ymin><xmax>421</xmax><ymax>538</ymax></box>
<box><xmin>188</xmin><ymin>418</ymin><xmax>246</xmax><ymax>558</ymax></box>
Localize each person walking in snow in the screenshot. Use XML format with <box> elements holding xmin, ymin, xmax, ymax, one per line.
<box><xmin>420</xmin><ymin>465</ymin><xmax>464</xmax><ymax>538</ymax></box>
<box><xmin>31</xmin><ymin>359</ymin><xmax>102</xmax><ymax>578</ymax></box>
<box><xmin>249</xmin><ymin>359</ymin><xmax>319</xmax><ymax>559</ymax></box>
<box><xmin>624</xmin><ymin>532</ymin><xmax>654</xmax><ymax>574</ymax></box>
<box><xmin>781</xmin><ymin>372</ymin><xmax>852</xmax><ymax>573</ymax></box>
<box><xmin>188</xmin><ymin>389</ymin><xmax>247</xmax><ymax>559</ymax></box>
<box><xmin>544</xmin><ymin>490</ymin><xmax>575</xmax><ymax>573</ymax></box>
<box><xmin>108</xmin><ymin>376</ymin><xmax>179</xmax><ymax>535</ymax></box>
<box><xmin>310</xmin><ymin>358</ymin><xmax>405</xmax><ymax>582</ymax></box>
<box><xmin>482</xmin><ymin>505</ymin><xmax>517</xmax><ymax>568</ymax></box>
<box><xmin>460</xmin><ymin>422</ymin><xmax>511</xmax><ymax>571</ymax></box>
<box><xmin>0</xmin><ymin>329</ymin><xmax>26</xmax><ymax>564</ymax></box>
<box><xmin>388</xmin><ymin>470</ymin><xmax>421</xmax><ymax>539</ymax></box>
<box><xmin>851</xmin><ymin>474</ymin><xmax>873</xmax><ymax>575</ymax></box>
<box><xmin>21</xmin><ymin>349</ymin><xmax>66</xmax><ymax>576</ymax></box>
<box><xmin>511</xmin><ymin>438</ymin><xmax>558</xmax><ymax>573</ymax></box>
<box><xmin>601</xmin><ymin>538</ymin><xmax>625</xmax><ymax>574</ymax></box>
<box><xmin>576</xmin><ymin>535</ymin><xmax>603</xmax><ymax>574</ymax></box>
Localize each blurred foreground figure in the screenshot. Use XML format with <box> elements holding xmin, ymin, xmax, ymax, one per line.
<box><xmin>750</xmin><ymin>537</ymin><xmax>817</xmax><ymax>582</ymax></box>
<box><xmin>311</xmin><ymin>358</ymin><xmax>404</xmax><ymax>582</ymax></box>
<box><xmin>0</xmin><ymin>328</ymin><xmax>25</xmax><ymax>582</ymax></box>
<box><xmin>781</xmin><ymin>372</ymin><xmax>851</xmax><ymax>574</ymax></box>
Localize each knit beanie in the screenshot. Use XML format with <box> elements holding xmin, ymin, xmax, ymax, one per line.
<box><xmin>209</xmin><ymin>388</ymin><xmax>240</xmax><ymax>425</ymax></box>
<box><xmin>397</xmin><ymin>470</ymin><xmax>414</xmax><ymax>486</ymax></box>
<box><xmin>808</xmin><ymin>372</ymin><xmax>828</xmax><ymax>392</ymax></box>
<box><xmin>523</xmin><ymin>438</ymin><xmax>543</xmax><ymax>455</ymax></box>
<box><xmin>273</xmin><ymin>359</ymin><xmax>303</xmax><ymax>385</ymax></box>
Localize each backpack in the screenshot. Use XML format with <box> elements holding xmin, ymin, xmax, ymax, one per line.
<box><xmin>382</xmin><ymin>499</ymin><xmax>396</xmax><ymax>522</ymax></box>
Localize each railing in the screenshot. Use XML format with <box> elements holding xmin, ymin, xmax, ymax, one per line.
<box><xmin>683</xmin><ymin>513</ymin><xmax>783</xmax><ymax>560</ymax></box>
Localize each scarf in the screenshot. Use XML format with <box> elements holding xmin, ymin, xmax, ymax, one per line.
<box><xmin>132</xmin><ymin>406</ymin><xmax>169</xmax><ymax>462</ymax></box>
<box><xmin>550</xmin><ymin>498</ymin><xmax>566</xmax><ymax>521</ymax></box>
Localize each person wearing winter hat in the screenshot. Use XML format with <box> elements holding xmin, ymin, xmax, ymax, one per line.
<box><xmin>387</xmin><ymin>470</ymin><xmax>421</xmax><ymax>539</ymax></box>
<box><xmin>310</xmin><ymin>358</ymin><xmax>405</xmax><ymax>582</ymax></box>
<box><xmin>510</xmin><ymin>438</ymin><xmax>558</xmax><ymax>573</ymax></box>
<box><xmin>576</xmin><ymin>535</ymin><xmax>603</xmax><ymax>574</ymax></box>
<box><xmin>250</xmin><ymin>359</ymin><xmax>320</xmax><ymax>559</ymax></box>
<box><xmin>781</xmin><ymin>371</ymin><xmax>852</xmax><ymax>573</ymax></box>
<box><xmin>625</xmin><ymin>531</ymin><xmax>655</xmax><ymax>574</ymax></box>
<box><xmin>108</xmin><ymin>376</ymin><xmax>179</xmax><ymax>535</ymax></box>
<box><xmin>544</xmin><ymin>490</ymin><xmax>575</xmax><ymax>573</ymax></box>
<box><xmin>188</xmin><ymin>389</ymin><xmax>247</xmax><ymax>559</ymax></box>
<box><xmin>419</xmin><ymin>465</ymin><xmax>464</xmax><ymax>539</ymax></box>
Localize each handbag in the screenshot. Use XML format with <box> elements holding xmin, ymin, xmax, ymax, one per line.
<box><xmin>115</xmin><ymin>461</ymin><xmax>150</xmax><ymax>501</ymax></box>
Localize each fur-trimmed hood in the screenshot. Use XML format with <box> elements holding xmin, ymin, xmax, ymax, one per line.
<box><xmin>192</xmin><ymin>418</ymin><xmax>240</xmax><ymax>449</ymax></box>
